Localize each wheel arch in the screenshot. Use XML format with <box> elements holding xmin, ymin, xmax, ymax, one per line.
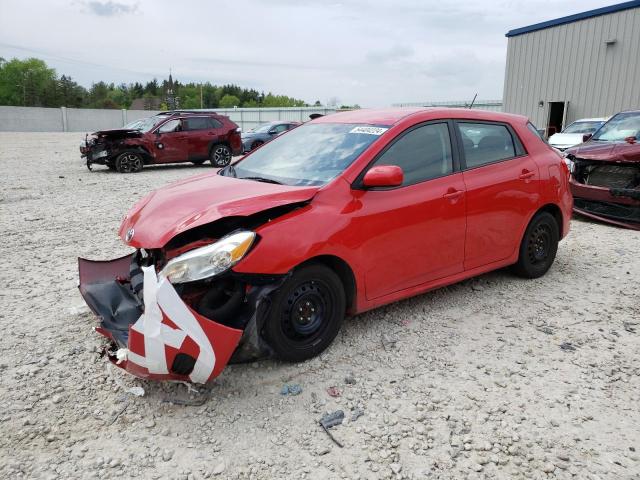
<box><xmin>116</xmin><ymin>146</ymin><xmax>152</xmax><ymax>164</ymax></box>
<box><xmin>536</xmin><ymin>203</ymin><xmax>564</xmax><ymax>237</ymax></box>
<box><xmin>295</xmin><ymin>255</ymin><xmax>357</xmax><ymax>314</ymax></box>
<box><xmin>208</xmin><ymin>140</ymin><xmax>231</xmax><ymax>156</ymax></box>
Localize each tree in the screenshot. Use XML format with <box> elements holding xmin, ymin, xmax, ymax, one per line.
<box><xmin>0</xmin><ymin>57</ymin><xmax>57</xmax><ymax>106</ymax></box>
<box><xmin>219</xmin><ymin>94</ymin><xmax>240</xmax><ymax>108</ymax></box>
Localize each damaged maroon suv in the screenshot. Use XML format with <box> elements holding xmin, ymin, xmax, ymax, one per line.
<box><xmin>80</xmin><ymin>111</ymin><xmax>242</xmax><ymax>173</ymax></box>
<box><xmin>565</xmin><ymin>110</ymin><xmax>640</xmax><ymax>230</ymax></box>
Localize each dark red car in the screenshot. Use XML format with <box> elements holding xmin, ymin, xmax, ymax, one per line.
<box><xmin>80</xmin><ymin>111</ymin><xmax>242</xmax><ymax>173</ymax></box>
<box><xmin>565</xmin><ymin>110</ymin><xmax>640</xmax><ymax>230</ymax></box>
<box><xmin>79</xmin><ymin>108</ymin><xmax>572</xmax><ymax>384</ymax></box>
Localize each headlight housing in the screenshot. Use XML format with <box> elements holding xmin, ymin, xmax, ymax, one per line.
<box><xmin>160</xmin><ymin>231</ymin><xmax>256</xmax><ymax>284</ymax></box>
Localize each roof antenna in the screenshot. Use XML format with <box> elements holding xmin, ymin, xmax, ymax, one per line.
<box><xmin>468</xmin><ymin>93</ymin><xmax>478</xmax><ymax>109</ymax></box>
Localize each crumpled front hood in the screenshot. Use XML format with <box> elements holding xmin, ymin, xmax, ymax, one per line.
<box><xmin>119</xmin><ymin>173</ymin><xmax>319</xmax><ymax>248</ymax></box>
<box><xmin>93</xmin><ymin>128</ymin><xmax>143</xmax><ymax>139</ymax></box>
<box><xmin>566</xmin><ymin>141</ymin><xmax>640</xmax><ymax>162</ymax></box>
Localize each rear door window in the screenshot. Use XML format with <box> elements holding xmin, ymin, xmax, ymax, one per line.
<box><xmin>457</xmin><ymin>122</ymin><xmax>519</xmax><ymax>168</ymax></box>
<box><xmin>185</xmin><ymin>117</ymin><xmax>211</xmax><ymax>131</ymax></box>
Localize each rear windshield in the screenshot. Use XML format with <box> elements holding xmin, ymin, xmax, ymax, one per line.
<box><xmin>221</xmin><ymin>123</ymin><xmax>387</xmax><ymax>186</ymax></box>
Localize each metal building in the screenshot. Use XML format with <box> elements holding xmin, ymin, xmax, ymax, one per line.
<box><xmin>502</xmin><ymin>1</ymin><xmax>640</xmax><ymax>137</ymax></box>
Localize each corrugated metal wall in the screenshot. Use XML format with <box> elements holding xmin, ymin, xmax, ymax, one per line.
<box><xmin>503</xmin><ymin>7</ymin><xmax>640</xmax><ymax>129</ymax></box>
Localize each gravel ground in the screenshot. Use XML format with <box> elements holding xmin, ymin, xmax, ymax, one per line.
<box><xmin>1</xmin><ymin>132</ymin><xmax>639</xmax><ymax>480</ymax></box>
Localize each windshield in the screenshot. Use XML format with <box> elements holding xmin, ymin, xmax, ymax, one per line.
<box><xmin>123</xmin><ymin>116</ymin><xmax>164</xmax><ymax>133</ymax></box>
<box><xmin>222</xmin><ymin>123</ymin><xmax>387</xmax><ymax>186</ymax></box>
<box><xmin>562</xmin><ymin>121</ymin><xmax>604</xmax><ymax>134</ymax></box>
<box><xmin>248</xmin><ymin>123</ymin><xmax>274</xmax><ymax>133</ymax></box>
<box><xmin>592</xmin><ymin>112</ymin><xmax>640</xmax><ymax>142</ymax></box>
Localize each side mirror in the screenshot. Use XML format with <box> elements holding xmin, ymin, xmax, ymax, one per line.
<box><xmin>362</xmin><ymin>165</ymin><xmax>403</xmax><ymax>188</ymax></box>
<box><xmin>268</xmin><ymin>130</ymin><xmax>278</xmax><ymax>135</ymax></box>
<box><xmin>155</xmin><ymin>130</ymin><xmax>161</xmax><ymax>137</ymax></box>
<box><xmin>582</xmin><ymin>133</ymin><xmax>592</xmax><ymax>142</ymax></box>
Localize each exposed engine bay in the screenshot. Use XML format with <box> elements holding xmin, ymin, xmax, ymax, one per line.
<box><xmin>80</xmin><ymin>129</ymin><xmax>147</xmax><ymax>171</ymax></box>
<box><xmin>79</xmin><ymin>202</ymin><xmax>308</xmax><ymax>382</ymax></box>
<box><xmin>569</xmin><ymin>156</ymin><xmax>640</xmax><ymax>229</ymax></box>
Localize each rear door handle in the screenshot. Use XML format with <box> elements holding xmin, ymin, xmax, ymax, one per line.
<box><xmin>519</xmin><ymin>170</ymin><xmax>536</xmax><ymax>180</ymax></box>
<box><xmin>443</xmin><ymin>189</ymin><xmax>464</xmax><ymax>200</ymax></box>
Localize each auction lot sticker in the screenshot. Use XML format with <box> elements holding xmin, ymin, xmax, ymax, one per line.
<box><xmin>350</xmin><ymin>126</ymin><xmax>388</xmax><ymax>135</ymax></box>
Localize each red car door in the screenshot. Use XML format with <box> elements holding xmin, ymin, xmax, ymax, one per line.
<box><xmin>355</xmin><ymin>122</ymin><xmax>467</xmax><ymax>300</ymax></box>
<box><xmin>456</xmin><ymin>121</ymin><xmax>540</xmax><ymax>270</ymax></box>
<box><xmin>183</xmin><ymin>116</ymin><xmax>216</xmax><ymax>161</ymax></box>
<box><xmin>154</xmin><ymin>118</ymin><xmax>188</xmax><ymax>163</ymax></box>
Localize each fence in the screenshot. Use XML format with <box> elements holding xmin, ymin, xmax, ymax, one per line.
<box><xmin>0</xmin><ymin>106</ymin><xmax>337</xmax><ymax>133</ymax></box>
<box><xmin>392</xmin><ymin>100</ymin><xmax>503</xmax><ymax>112</ymax></box>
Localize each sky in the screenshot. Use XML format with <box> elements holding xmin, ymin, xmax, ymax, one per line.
<box><xmin>0</xmin><ymin>0</ymin><xmax>619</xmax><ymax>107</ymax></box>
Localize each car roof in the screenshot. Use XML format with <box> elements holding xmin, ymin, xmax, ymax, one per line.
<box><xmin>311</xmin><ymin>108</ymin><xmax>528</xmax><ymax>126</ymax></box>
<box><xmin>156</xmin><ymin>111</ymin><xmax>224</xmax><ymax>117</ymax></box>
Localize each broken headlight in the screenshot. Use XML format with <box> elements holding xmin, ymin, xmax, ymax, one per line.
<box><xmin>160</xmin><ymin>231</ymin><xmax>256</xmax><ymax>284</ymax></box>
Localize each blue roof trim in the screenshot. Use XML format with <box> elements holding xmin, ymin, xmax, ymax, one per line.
<box><xmin>506</xmin><ymin>0</ymin><xmax>640</xmax><ymax>37</ymax></box>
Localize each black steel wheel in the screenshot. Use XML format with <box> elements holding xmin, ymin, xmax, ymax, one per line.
<box><xmin>512</xmin><ymin>211</ymin><xmax>559</xmax><ymax>278</ymax></box>
<box><xmin>210</xmin><ymin>144</ymin><xmax>232</xmax><ymax>167</ymax></box>
<box><xmin>115</xmin><ymin>152</ymin><xmax>143</xmax><ymax>173</ymax></box>
<box><xmin>264</xmin><ymin>264</ymin><xmax>345</xmax><ymax>362</ymax></box>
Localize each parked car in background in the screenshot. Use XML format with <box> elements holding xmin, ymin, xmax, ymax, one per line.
<box><xmin>548</xmin><ymin>117</ymin><xmax>607</xmax><ymax>151</ymax></box>
<box><xmin>565</xmin><ymin>110</ymin><xmax>640</xmax><ymax>230</ymax></box>
<box><xmin>80</xmin><ymin>111</ymin><xmax>242</xmax><ymax>173</ymax></box>
<box><xmin>79</xmin><ymin>108</ymin><xmax>572</xmax><ymax>385</ymax></box>
<box><xmin>241</xmin><ymin>121</ymin><xmax>300</xmax><ymax>152</ymax></box>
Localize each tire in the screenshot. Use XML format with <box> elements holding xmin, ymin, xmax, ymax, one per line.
<box><xmin>210</xmin><ymin>144</ymin><xmax>232</xmax><ymax>167</ymax></box>
<box><xmin>191</xmin><ymin>159</ymin><xmax>206</xmax><ymax>165</ymax></box>
<box><xmin>115</xmin><ymin>151</ymin><xmax>143</xmax><ymax>173</ymax></box>
<box><xmin>250</xmin><ymin>140</ymin><xmax>264</xmax><ymax>151</ymax></box>
<box><xmin>512</xmin><ymin>212</ymin><xmax>559</xmax><ymax>279</ymax></box>
<box><xmin>264</xmin><ymin>264</ymin><xmax>345</xmax><ymax>362</ymax></box>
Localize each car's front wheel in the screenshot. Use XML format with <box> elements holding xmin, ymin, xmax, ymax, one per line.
<box><xmin>115</xmin><ymin>152</ymin><xmax>143</xmax><ymax>173</ymax></box>
<box><xmin>264</xmin><ymin>264</ymin><xmax>345</xmax><ymax>362</ymax></box>
<box><xmin>210</xmin><ymin>144</ymin><xmax>232</xmax><ymax>167</ymax></box>
<box><xmin>512</xmin><ymin>211</ymin><xmax>559</xmax><ymax>278</ymax></box>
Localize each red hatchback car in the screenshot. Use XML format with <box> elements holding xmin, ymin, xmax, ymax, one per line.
<box><xmin>80</xmin><ymin>111</ymin><xmax>242</xmax><ymax>173</ymax></box>
<box><xmin>79</xmin><ymin>108</ymin><xmax>572</xmax><ymax>384</ymax></box>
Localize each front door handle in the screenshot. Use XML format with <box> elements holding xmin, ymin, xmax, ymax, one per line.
<box><xmin>443</xmin><ymin>189</ymin><xmax>464</xmax><ymax>201</ymax></box>
<box><xmin>519</xmin><ymin>170</ymin><xmax>536</xmax><ymax>180</ymax></box>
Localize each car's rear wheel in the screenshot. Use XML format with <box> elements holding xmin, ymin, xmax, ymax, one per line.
<box><xmin>512</xmin><ymin>211</ymin><xmax>559</xmax><ymax>278</ymax></box>
<box><xmin>250</xmin><ymin>140</ymin><xmax>264</xmax><ymax>150</ymax></box>
<box><xmin>115</xmin><ymin>152</ymin><xmax>143</xmax><ymax>173</ymax></box>
<box><xmin>264</xmin><ymin>264</ymin><xmax>345</xmax><ymax>362</ymax></box>
<box><xmin>210</xmin><ymin>144</ymin><xmax>232</xmax><ymax>167</ymax></box>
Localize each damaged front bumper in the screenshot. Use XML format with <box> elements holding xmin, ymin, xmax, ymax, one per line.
<box><xmin>570</xmin><ymin>180</ymin><xmax>640</xmax><ymax>230</ymax></box>
<box><xmin>78</xmin><ymin>254</ymin><xmax>283</xmax><ymax>383</ymax></box>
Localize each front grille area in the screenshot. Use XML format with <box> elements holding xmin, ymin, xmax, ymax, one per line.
<box><xmin>573</xmin><ymin>159</ymin><xmax>640</xmax><ymax>190</ymax></box>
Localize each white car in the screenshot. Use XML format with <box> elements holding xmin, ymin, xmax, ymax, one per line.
<box><xmin>548</xmin><ymin>117</ymin><xmax>607</xmax><ymax>151</ymax></box>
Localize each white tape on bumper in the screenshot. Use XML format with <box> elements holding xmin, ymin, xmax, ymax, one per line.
<box><xmin>127</xmin><ymin>266</ymin><xmax>216</xmax><ymax>383</ymax></box>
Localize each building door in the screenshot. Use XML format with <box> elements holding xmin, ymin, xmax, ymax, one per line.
<box><xmin>546</xmin><ymin>101</ymin><xmax>569</xmax><ymax>138</ymax></box>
